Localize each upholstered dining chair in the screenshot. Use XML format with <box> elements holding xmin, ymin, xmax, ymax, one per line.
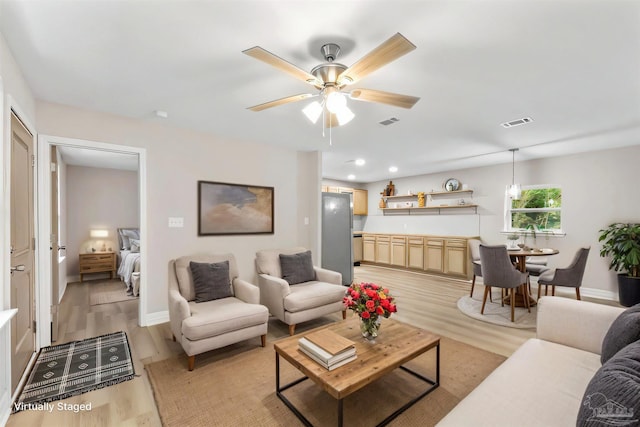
<box><xmin>479</xmin><ymin>244</ymin><xmax>530</xmax><ymax>322</ymax></box>
<box><xmin>468</xmin><ymin>239</ymin><xmax>491</xmax><ymax>302</ymax></box>
<box><xmin>537</xmin><ymin>247</ymin><xmax>590</xmax><ymax>300</ymax></box>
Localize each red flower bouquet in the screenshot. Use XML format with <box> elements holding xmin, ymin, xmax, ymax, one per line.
<box><xmin>343</xmin><ymin>282</ymin><xmax>397</xmax><ymax>340</ymax></box>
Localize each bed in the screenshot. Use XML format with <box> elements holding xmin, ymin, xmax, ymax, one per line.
<box><xmin>116</xmin><ymin>227</ymin><xmax>141</xmax><ymax>296</ymax></box>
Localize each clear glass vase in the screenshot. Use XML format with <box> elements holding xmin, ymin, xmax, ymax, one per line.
<box><xmin>360</xmin><ymin>317</ymin><xmax>382</xmax><ymax>341</ymax></box>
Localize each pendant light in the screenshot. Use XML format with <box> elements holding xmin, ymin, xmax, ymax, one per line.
<box><xmin>508</xmin><ymin>148</ymin><xmax>521</xmax><ymax>200</ymax></box>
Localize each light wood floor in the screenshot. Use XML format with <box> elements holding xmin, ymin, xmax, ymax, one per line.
<box><xmin>7</xmin><ymin>266</ymin><xmax>615</xmax><ymax>426</ymax></box>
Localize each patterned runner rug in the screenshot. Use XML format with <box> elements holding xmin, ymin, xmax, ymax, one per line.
<box><xmin>13</xmin><ymin>331</ymin><xmax>135</xmax><ymax>413</ymax></box>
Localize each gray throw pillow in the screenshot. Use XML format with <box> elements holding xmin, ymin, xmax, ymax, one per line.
<box><xmin>189</xmin><ymin>261</ymin><xmax>233</xmax><ymax>303</ymax></box>
<box><xmin>577</xmin><ymin>340</ymin><xmax>640</xmax><ymax>426</ymax></box>
<box><xmin>601</xmin><ymin>303</ymin><xmax>640</xmax><ymax>364</ymax></box>
<box><xmin>279</xmin><ymin>251</ymin><xmax>315</xmax><ymax>285</ymax></box>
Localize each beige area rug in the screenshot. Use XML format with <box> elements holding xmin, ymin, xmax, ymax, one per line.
<box><xmin>146</xmin><ymin>336</ymin><xmax>505</xmax><ymax>427</ymax></box>
<box><xmin>88</xmin><ymin>280</ymin><xmax>138</xmax><ymax>305</ymax></box>
<box><xmin>457</xmin><ymin>293</ymin><xmax>537</xmax><ymax>329</ymax></box>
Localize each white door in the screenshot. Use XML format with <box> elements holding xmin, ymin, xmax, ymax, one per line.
<box><xmin>10</xmin><ymin>111</ymin><xmax>36</xmax><ymax>393</ymax></box>
<box><xmin>50</xmin><ymin>145</ymin><xmax>60</xmax><ymax>342</ymax></box>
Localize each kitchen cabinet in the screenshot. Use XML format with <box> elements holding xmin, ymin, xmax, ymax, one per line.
<box><xmin>375</xmin><ymin>235</ymin><xmax>391</xmax><ymax>264</ymax></box>
<box><xmin>390</xmin><ymin>236</ymin><xmax>407</xmax><ymax>267</ymax></box>
<box><xmin>407</xmin><ymin>237</ymin><xmax>424</xmax><ymax>270</ymax></box>
<box><xmin>363</xmin><ymin>234</ymin><xmax>376</xmax><ymax>262</ymax></box>
<box><xmin>425</xmin><ymin>238</ymin><xmax>444</xmax><ymax>273</ymax></box>
<box><xmin>445</xmin><ymin>239</ymin><xmax>468</xmax><ymax>276</ymax></box>
<box><xmin>359</xmin><ymin>233</ymin><xmax>475</xmax><ymax>279</ymax></box>
<box><xmin>352</xmin><ymin>189</ymin><xmax>368</xmax><ymax>215</ymax></box>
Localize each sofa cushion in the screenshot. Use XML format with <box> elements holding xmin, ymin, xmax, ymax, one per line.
<box><xmin>174</xmin><ymin>253</ymin><xmax>238</xmax><ymax>301</ymax></box>
<box><xmin>436</xmin><ymin>338</ymin><xmax>602</xmax><ymax>427</ymax></box>
<box><xmin>280</xmin><ymin>250</ymin><xmax>315</xmax><ymax>285</ymax></box>
<box><xmin>283</xmin><ymin>281</ymin><xmax>346</xmax><ymax>312</ymax></box>
<box><xmin>255</xmin><ymin>247</ymin><xmax>307</xmax><ymax>278</ymax></box>
<box><xmin>190</xmin><ymin>261</ymin><xmax>233</xmax><ymax>303</ymax></box>
<box><xmin>601</xmin><ymin>303</ymin><xmax>640</xmax><ymax>364</ymax></box>
<box><xmin>183</xmin><ymin>297</ymin><xmax>269</xmax><ymax>341</ymax></box>
<box><xmin>577</xmin><ymin>340</ymin><xmax>640</xmax><ymax>426</ymax></box>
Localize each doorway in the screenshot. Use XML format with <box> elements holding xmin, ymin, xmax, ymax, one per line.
<box><xmin>36</xmin><ymin>136</ymin><xmax>148</xmax><ymax>348</ymax></box>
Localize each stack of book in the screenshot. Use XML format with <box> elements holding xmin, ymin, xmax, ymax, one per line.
<box><xmin>298</xmin><ymin>329</ymin><xmax>357</xmax><ymax>371</ymax></box>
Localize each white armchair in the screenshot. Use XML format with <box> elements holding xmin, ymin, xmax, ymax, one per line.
<box><xmin>255</xmin><ymin>247</ymin><xmax>346</xmax><ymax>335</ymax></box>
<box><xmin>168</xmin><ymin>253</ymin><xmax>269</xmax><ymax>370</ymax></box>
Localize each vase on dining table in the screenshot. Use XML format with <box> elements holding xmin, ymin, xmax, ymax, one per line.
<box><xmin>360</xmin><ymin>316</ymin><xmax>382</xmax><ymax>342</ymax></box>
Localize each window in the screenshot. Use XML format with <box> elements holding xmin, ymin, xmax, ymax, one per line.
<box><xmin>505</xmin><ymin>185</ymin><xmax>563</xmax><ymax>234</ymax></box>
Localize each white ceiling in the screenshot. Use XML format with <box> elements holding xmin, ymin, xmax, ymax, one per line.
<box><xmin>2</xmin><ymin>0</ymin><xmax>639</xmax><ymax>182</ymax></box>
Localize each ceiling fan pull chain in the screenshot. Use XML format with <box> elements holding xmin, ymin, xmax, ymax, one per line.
<box><xmin>330</xmin><ymin>120</ymin><xmax>333</xmax><ymax>146</ymax></box>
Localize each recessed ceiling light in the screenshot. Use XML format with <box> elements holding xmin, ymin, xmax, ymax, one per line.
<box><xmin>154</xmin><ymin>110</ymin><xmax>168</xmax><ymax>118</ymax></box>
<box><xmin>389</xmin><ymin>166</ymin><xmax>398</xmax><ymax>173</ymax></box>
<box><xmin>355</xmin><ymin>159</ymin><xmax>366</xmax><ymax>166</ymax></box>
<box><xmin>347</xmin><ymin>174</ymin><xmax>356</xmax><ymax>180</ymax></box>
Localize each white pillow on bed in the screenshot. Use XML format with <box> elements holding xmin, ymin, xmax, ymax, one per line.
<box><xmin>119</xmin><ymin>229</ymin><xmax>139</xmax><ymax>250</ymax></box>
<box><xmin>129</xmin><ymin>238</ymin><xmax>140</xmax><ymax>253</ymax></box>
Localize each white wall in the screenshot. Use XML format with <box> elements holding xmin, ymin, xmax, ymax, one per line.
<box><xmin>364</xmin><ymin>145</ymin><xmax>640</xmax><ymax>299</ymax></box>
<box><xmin>65</xmin><ymin>165</ymin><xmax>139</xmax><ymax>277</ymax></box>
<box><xmin>36</xmin><ymin>101</ymin><xmax>321</xmax><ymax>319</ymax></box>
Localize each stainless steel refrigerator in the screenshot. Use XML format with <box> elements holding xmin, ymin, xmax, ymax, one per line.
<box><xmin>321</xmin><ymin>192</ymin><xmax>353</xmax><ymax>286</ymax></box>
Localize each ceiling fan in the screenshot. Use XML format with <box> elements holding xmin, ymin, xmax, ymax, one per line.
<box><xmin>243</xmin><ymin>33</ymin><xmax>420</xmax><ymax>128</ymax></box>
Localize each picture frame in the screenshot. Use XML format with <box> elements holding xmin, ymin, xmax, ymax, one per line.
<box><xmin>198</xmin><ymin>181</ymin><xmax>274</xmax><ymax>236</ymax></box>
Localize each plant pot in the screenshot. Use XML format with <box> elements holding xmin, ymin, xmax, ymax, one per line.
<box><xmin>617</xmin><ymin>274</ymin><xmax>640</xmax><ymax>307</ymax></box>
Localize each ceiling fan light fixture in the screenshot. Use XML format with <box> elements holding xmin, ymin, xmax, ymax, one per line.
<box><xmin>302</xmin><ymin>100</ymin><xmax>323</xmax><ymax>124</ymax></box>
<box><xmin>326</xmin><ymin>91</ymin><xmax>347</xmax><ymax>113</ymax></box>
<box><xmin>335</xmin><ymin>105</ymin><xmax>355</xmax><ymax>126</ymax></box>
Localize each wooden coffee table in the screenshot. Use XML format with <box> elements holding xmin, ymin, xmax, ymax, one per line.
<box><xmin>274</xmin><ymin>317</ymin><xmax>440</xmax><ymax>426</ymax></box>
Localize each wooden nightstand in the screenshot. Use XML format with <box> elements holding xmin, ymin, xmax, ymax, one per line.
<box><xmin>79</xmin><ymin>252</ymin><xmax>116</xmax><ymax>282</ymax></box>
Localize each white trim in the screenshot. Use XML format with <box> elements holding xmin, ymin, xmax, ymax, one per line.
<box><xmin>144</xmin><ymin>310</ymin><xmax>169</xmax><ymax>326</ymax></box>
<box><xmin>579</xmin><ymin>287</ymin><xmax>618</xmax><ymax>302</ymax></box>
<box><xmin>0</xmin><ymin>309</ymin><xmax>16</xmax><ymax>427</ymax></box>
<box><xmin>36</xmin><ymin>135</ymin><xmax>149</xmax><ymax>337</ymax></box>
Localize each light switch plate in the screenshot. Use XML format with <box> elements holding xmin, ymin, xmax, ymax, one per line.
<box><xmin>168</xmin><ymin>217</ymin><xmax>184</xmax><ymax>228</ymax></box>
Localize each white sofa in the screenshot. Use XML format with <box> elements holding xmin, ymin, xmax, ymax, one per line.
<box><xmin>437</xmin><ymin>296</ymin><xmax>625</xmax><ymax>427</ymax></box>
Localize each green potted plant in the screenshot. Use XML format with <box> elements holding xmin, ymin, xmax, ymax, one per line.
<box><xmin>598</xmin><ymin>223</ymin><xmax>640</xmax><ymax>306</ymax></box>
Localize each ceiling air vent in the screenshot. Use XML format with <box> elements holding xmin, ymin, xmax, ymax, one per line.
<box><xmin>379</xmin><ymin>117</ymin><xmax>399</xmax><ymax>126</ymax></box>
<box><xmin>501</xmin><ymin>117</ymin><xmax>533</xmax><ymax>128</ymax></box>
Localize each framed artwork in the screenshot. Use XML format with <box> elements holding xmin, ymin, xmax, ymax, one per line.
<box><xmin>198</xmin><ymin>181</ymin><xmax>274</xmax><ymax>235</ymax></box>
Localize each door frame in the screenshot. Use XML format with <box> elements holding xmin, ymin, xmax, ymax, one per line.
<box><xmin>36</xmin><ymin>135</ymin><xmax>148</xmax><ymax>348</ymax></box>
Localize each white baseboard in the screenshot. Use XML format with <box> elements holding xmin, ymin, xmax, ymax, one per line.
<box><xmin>578</xmin><ymin>287</ymin><xmax>618</xmax><ymax>301</ymax></box>
<box><xmin>1</xmin><ymin>404</ymin><xmax>9</xmax><ymax>427</ymax></box>
<box><xmin>142</xmin><ymin>310</ymin><xmax>169</xmax><ymax>327</ymax></box>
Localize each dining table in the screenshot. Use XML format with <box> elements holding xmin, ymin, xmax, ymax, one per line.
<box><xmin>507</xmin><ymin>247</ymin><xmax>560</xmax><ymax>307</ymax></box>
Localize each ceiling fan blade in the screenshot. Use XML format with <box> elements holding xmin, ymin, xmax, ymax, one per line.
<box><xmin>338</xmin><ymin>33</ymin><xmax>416</xmax><ymax>85</ymax></box>
<box><xmin>243</xmin><ymin>46</ymin><xmax>321</xmax><ymax>87</ymax></box>
<box><xmin>350</xmin><ymin>88</ymin><xmax>420</xmax><ymax>109</ymax></box>
<box><xmin>247</xmin><ymin>93</ymin><xmax>315</xmax><ymax>112</ymax></box>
